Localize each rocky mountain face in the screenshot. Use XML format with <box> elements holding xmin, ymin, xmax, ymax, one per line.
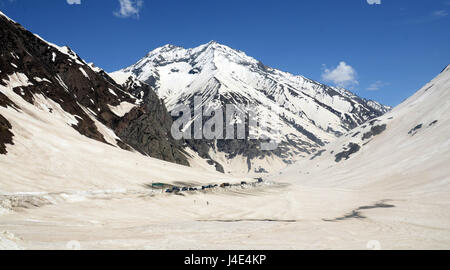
<box><xmin>0</xmin><ymin>11</ymin><xmax>188</xmax><ymax>165</ymax></box>
<box><xmin>111</xmin><ymin>41</ymin><xmax>391</xmax><ymax>174</ymax></box>
<box><xmin>114</xmin><ymin>76</ymin><xmax>188</xmax><ymax>165</ymax></box>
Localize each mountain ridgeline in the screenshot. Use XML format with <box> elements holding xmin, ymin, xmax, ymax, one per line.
<box><xmin>0</xmin><ymin>12</ymin><xmax>188</xmax><ymax>165</ymax></box>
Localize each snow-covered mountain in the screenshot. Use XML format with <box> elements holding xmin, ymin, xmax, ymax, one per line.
<box><xmin>111</xmin><ymin>41</ymin><xmax>390</xmax><ymax>174</ymax></box>
<box><xmin>0</xmin><ymin>11</ymin><xmax>188</xmax><ymax>166</ymax></box>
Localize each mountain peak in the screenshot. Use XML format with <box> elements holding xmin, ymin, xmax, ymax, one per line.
<box><xmin>202</xmin><ymin>40</ymin><xmax>236</xmax><ymax>51</ymax></box>
<box><xmin>204</xmin><ymin>40</ymin><xmax>226</xmax><ymax>49</ymax></box>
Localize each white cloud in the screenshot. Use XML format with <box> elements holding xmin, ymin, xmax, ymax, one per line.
<box><xmin>67</xmin><ymin>0</ymin><xmax>81</xmax><ymax>5</ymax></box>
<box><xmin>367</xmin><ymin>81</ymin><xmax>390</xmax><ymax>91</ymax></box>
<box><xmin>432</xmin><ymin>10</ymin><xmax>448</xmax><ymax>18</ymax></box>
<box><xmin>321</xmin><ymin>62</ymin><xmax>359</xmax><ymax>88</ymax></box>
<box><xmin>367</xmin><ymin>0</ymin><xmax>381</xmax><ymax>5</ymax></box>
<box><xmin>114</xmin><ymin>0</ymin><xmax>143</xmax><ymax>18</ymax></box>
<box><xmin>405</xmin><ymin>10</ymin><xmax>449</xmax><ymax>24</ymax></box>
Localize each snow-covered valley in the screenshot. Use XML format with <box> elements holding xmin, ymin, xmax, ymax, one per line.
<box><xmin>1</xmin><ymin>65</ymin><xmax>449</xmax><ymax>250</ymax></box>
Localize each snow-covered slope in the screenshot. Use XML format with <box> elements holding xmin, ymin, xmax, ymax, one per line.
<box><xmin>0</xmin><ymin>82</ymin><xmax>239</xmax><ymax>193</ymax></box>
<box><xmin>111</xmin><ymin>41</ymin><xmax>390</xmax><ymax>175</ymax></box>
<box><xmin>275</xmin><ymin>64</ymin><xmax>450</xmax><ymax>194</ymax></box>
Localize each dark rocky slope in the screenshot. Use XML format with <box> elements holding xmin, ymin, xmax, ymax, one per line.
<box><xmin>114</xmin><ymin>77</ymin><xmax>189</xmax><ymax>165</ymax></box>
<box><xmin>0</xmin><ymin>12</ymin><xmax>188</xmax><ymax>165</ymax></box>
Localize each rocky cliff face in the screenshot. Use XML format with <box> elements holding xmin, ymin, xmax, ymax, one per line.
<box><xmin>114</xmin><ymin>76</ymin><xmax>189</xmax><ymax>165</ymax></box>
<box><xmin>0</xmin><ymin>12</ymin><xmax>188</xmax><ymax>166</ymax></box>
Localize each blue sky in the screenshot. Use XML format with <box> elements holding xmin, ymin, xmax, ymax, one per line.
<box><xmin>1</xmin><ymin>0</ymin><xmax>449</xmax><ymax>106</ymax></box>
